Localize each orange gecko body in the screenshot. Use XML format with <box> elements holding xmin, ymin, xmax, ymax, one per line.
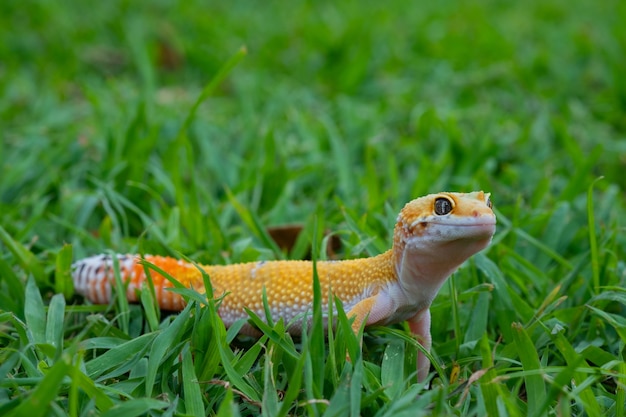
<box><xmin>72</xmin><ymin>191</ymin><xmax>496</xmax><ymax>381</ymax></box>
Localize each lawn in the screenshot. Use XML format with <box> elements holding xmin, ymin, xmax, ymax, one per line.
<box><xmin>1</xmin><ymin>0</ymin><xmax>625</xmax><ymax>415</ymax></box>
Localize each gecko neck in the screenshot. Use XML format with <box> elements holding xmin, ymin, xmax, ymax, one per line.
<box><xmin>391</xmin><ymin>229</ymin><xmax>491</xmax><ymax>306</ymax></box>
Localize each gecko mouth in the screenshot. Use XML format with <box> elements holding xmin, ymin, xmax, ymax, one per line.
<box><xmin>429</xmin><ymin>221</ymin><xmax>496</xmax><ymax>226</ymax></box>
<box><xmin>425</xmin><ymin>221</ymin><xmax>496</xmax><ymax>241</ymax></box>
<box><xmin>424</xmin><ymin>219</ymin><xmax>497</xmax><ymax>229</ymax></box>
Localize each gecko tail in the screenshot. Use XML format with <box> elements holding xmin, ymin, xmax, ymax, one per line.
<box><xmin>71</xmin><ymin>254</ymin><xmax>189</xmax><ymax>311</ymax></box>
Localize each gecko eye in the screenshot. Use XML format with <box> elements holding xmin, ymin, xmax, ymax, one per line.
<box><xmin>486</xmin><ymin>196</ymin><xmax>493</xmax><ymax>209</ymax></box>
<box><xmin>434</xmin><ymin>197</ymin><xmax>453</xmax><ymax>215</ymax></box>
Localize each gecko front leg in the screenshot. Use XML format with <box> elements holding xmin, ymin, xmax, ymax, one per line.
<box><xmin>348</xmin><ymin>294</ymin><xmax>392</xmax><ymax>332</ymax></box>
<box><xmin>408</xmin><ymin>308</ymin><xmax>432</xmax><ymax>383</ymax></box>
<box><xmin>348</xmin><ymin>295</ymin><xmax>433</xmax><ymax>383</ymax></box>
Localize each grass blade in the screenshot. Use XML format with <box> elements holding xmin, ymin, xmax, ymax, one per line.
<box><xmin>177</xmin><ymin>46</ymin><xmax>247</xmax><ymax>140</ymax></box>
<box><xmin>587</xmin><ymin>306</ymin><xmax>626</xmax><ymax>343</ymax></box>
<box><xmin>5</xmin><ymin>355</ymin><xmax>72</xmax><ymax>417</ymax></box>
<box><xmin>617</xmin><ymin>359</ymin><xmax>626</xmax><ymax>417</ymax></box>
<box><xmin>225</xmin><ymin>187</ymin><xmax>284</xmax><ymax>259</ymax></box>
<box><xmin>100</xmin><ymin>398</ymin><xmax>169</xmax><ymax>417</ymax></box>
<box><xmin>309</xmin><ymin>217</ymin><xmax>325</xmax><ymax>399</ymax></box>
<box><xmin>587</xmin><ymin>177</ymin><xmax>603</xmax><ymax>294</ymax></box>
<box><xmin>0</xmin><ymin>225</ymin><xmax>45</xmax><ymax>286</ymax></box>
<box><xmin>277</xmin><ymin>345</ymin><xmax>306</xmax><ymax>417</ymax></box>
<box><xmin>547</xmin><ymin>327</ymin><xmax>601</xmax><ymax>416</ymax></box>
<box><xmin>71</xmin><ymin>361</ymin><xmax>115</xmax><ymax>413</ymax></box>
<box><xmin>217</xmin><ymin>339</ymin><xmax>261</xmax><ymax>404</ymax></box>
<box><xmin>110</xmin><ymin>253</ymin><xmax>130</xmax><ymax>334</ymax></box>
<box><xmin>216</xmin><ymin>388</ymin><xmax>241</xmax><ymax>417</ymax></box>
<box><xmin>511</xmin><ymin>322</ymin><xmax>546</xmax><ymax>417</ymax></box>
<box><xmin>45</xmin><ymin>294</ymin><xmax>65</xmax><ymax>360</ymax></box>
<box><xmin>54</xmin><ymin>244</ymin><xmax>73</xmax><ymax>299</ymax></box>
<box><xmin>144</xmin><ymin>303</ymin><xmax>192</xmax><ymax>396</ymax></box>
<box><xmin>381</xmin><ymin>340</ymin><xmax>405</xmax><ymax>400</ymax></box>
<box><xmin>24</xmin><ymin>278</ymin><xmax>45</xmax><ymax>345</ymax></box>
<box><xmin>262</xmin><ymin>345</ymin><xmax>280</xmax><ymax>417</ymax></box>
<box><xmin>0</xmin><ymin>255</ymin><xmax>25</xmax><ymax>316</ymax></box>
<box><xmin>478</xmin><ymin>334</ymin><xmax>499</xmax><ymax>416</ymax></box>
<box><xmin>182</xmin><ymin>346</ymin><xmax>204</xmax><ymax>417</ymax></box>
<box><xmin>85</xmin><ymin>333</ymin><xmax>156</xmax><ymax>379</ymax></box>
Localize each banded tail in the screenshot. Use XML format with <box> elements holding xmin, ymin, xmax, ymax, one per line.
<box><xmin>71</xmin><ymin>254</ymin><xmax>202</xmax><ymax>311</ymax></box>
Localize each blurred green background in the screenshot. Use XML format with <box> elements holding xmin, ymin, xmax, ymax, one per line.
<box><xmin>2</xmin><ymin>0</ymin><xmax>625</xmax><ymax>339</ymax></box>
<box><xmin>3</xmin><ymin>2</ymin><xmax>624</xmax><ymax>242</ymax></box>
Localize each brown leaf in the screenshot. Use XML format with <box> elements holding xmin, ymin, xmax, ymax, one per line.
<box><xmin>267</xmin><ymin>224</ymin><xmax>341</xmax><ymax>259</ymax></box>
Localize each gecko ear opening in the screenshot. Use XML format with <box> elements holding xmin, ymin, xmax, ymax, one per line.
<box><xmin>434</xmin><ymin>197</ymin><xmax>453</xmax><ymax>215</ymax></box>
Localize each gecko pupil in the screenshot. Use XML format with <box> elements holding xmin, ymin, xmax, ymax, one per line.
<box><xmin>434</xmin><ymin>198</ymin><xmax>453</xmax><ymax>215</ymax></box>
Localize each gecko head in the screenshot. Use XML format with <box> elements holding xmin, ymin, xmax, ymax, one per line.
<box><xmin>393</xmin><ymin>191</ymin><xmax>496</xmax><ymax>285</ymax></box>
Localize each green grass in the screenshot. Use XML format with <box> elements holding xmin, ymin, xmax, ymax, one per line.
<box><xmin>1</xmin><ymin>0</ymin><xmax>626</xmax><ymax>415</ymax></box>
